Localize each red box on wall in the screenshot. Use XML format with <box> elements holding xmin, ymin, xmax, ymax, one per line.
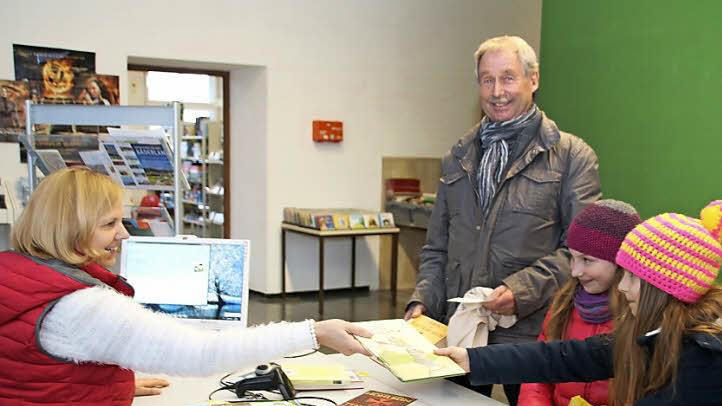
<box><xmin>313</xmin><ymin>120</ymin><xmax>343</xmax><ymax>143</ymax></box>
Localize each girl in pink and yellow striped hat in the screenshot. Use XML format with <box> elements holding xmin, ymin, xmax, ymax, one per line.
<box><xmin>437</xmin><ymin>201</ymin><xmax>722</xmax><ymax>406</ymax></box>
<box><xmin>611</xmin><ymin>200</ymin><xmax>722</xmax><ymax>406</ymax></box>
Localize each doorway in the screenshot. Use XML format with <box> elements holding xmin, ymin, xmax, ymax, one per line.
<box><xmin>127</xmin><ymin>64</ymin><xmax>230</xmax><ymax>238</ymax></box>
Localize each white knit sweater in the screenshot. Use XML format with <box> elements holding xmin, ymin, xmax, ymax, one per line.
<box><xmin>38</xmin><ymin>286</ymin><xmax>317</xmax><ymax>376</ymax></box>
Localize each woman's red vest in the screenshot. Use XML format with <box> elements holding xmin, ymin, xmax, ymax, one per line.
<box><xmin>0</xmin><ymin>251</ymin><xmax>136</xmax><ymax>406</ymax></box>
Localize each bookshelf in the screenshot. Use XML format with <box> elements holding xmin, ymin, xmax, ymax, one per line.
<box><xmin>180</xmin><ymin>118</ymin><xmax>224</xmax><ymax>237</ymax></box>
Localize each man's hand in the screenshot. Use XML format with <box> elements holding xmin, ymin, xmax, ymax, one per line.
<box><xmin>434</xmin><ymin>346</ymin><xmax>470</xmax><ymax>372</ymax></box>
<box><xmin>314</xmin><ymin>319</ymin><xmax>373</xmax><ymax>356</ymax></box>
<box><xmin>134</xmin><ymin>377</ymin><xmax>170</xmax><ymax>396</ymax></box>
<box><xmin>403</xmin><ymin>303</ymin><xmax>426</xmax><ymax>321</ymax></box>
<box><xmin>481</xmin><ymin>285</ymin><xmax>516</xmax><ymax>315</ymax></box>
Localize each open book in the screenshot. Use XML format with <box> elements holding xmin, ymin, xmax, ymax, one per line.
<box><xmin>353</xmin><ymin>319</ymin><xmax>465</xmax><ymax>382</ymax></box>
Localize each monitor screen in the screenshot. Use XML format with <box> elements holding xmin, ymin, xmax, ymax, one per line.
<box><xmin>120</xmin><ymin>236</ymin><xmax>250</xmax><ymax>328</ymax></box>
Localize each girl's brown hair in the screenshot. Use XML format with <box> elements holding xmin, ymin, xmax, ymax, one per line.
<box><xmin>610</xmin><ymin>280</ymin><xmax>722</xmax><ymax>405</ymax></box>
<box><xmin>545</xmin><ymin>266</ymin><xmax>626</xmax><ymax>341</ymax></box>
<box><xmin>11</xmin><ymin>167</ymin><xmax>123</xmax><ymax>265</ymax></box>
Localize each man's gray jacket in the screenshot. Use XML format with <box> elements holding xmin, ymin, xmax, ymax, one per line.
<box><xmin>408</xmin><ymin>112</ymin><xmax>601</xmax><ymax>344</ymax></box>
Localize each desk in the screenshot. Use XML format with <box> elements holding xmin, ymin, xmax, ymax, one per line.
<box><xmin>133</xmin><ymin>352</ymin><xmax>505</xmax><ymax>406</ymax></box>
<box><xmin>281</xmin><ymin>223</ymin><xmax>400</xmax><ymax>315</ymax></box>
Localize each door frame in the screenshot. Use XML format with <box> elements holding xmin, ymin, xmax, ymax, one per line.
<box><xmin>127</xmin><ymin>64</ymin><xmax>231</xmax><ymax>238</ymax></box>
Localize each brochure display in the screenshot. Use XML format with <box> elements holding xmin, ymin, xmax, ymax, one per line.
<box><xmin>22</xmin><ymin>101</ymin><xmax>185</xmax><ymax>233</ymax></box>
<box><xmin>102</xmin><ymin>128</ymin><xmax>176</xmax><ymax>190</ymax></box>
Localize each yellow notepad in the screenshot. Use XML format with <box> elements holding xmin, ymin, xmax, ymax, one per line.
<box><xmin>407</xmin><ymin>315</ymin><xmax>448</xmax><ymax>345</ymax></box>
<box><xmin>281</xmin><ymin>363</ymin><xmax>364</xmax><ymax>390</ymax></box>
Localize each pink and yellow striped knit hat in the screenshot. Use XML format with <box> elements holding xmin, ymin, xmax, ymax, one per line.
<box><xmin>615</xmin><ymin>201</ymin><xmax>722</xmax><ymax>303</ymax></box>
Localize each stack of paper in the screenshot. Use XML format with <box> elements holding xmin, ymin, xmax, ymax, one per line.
<box><xmin>281</xmin><ymin>363</ymin><xmax>364</xmax><ymax>390</ymax></box>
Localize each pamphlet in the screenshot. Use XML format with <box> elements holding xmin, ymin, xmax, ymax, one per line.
<box><xmin>407</xmin><ymin>315</ymin><xmax>448</xmax><ymax>345</ymax></box>
<box><xmin>79</xmin><ymin>149</ymin><xmax>120</xmax><ymax>182</ymax></box>
<box><xmin>353</xmin><ymin>319</ymin><xmax>465</xmax><ymax>382</ymax></box>
<box><xmin>340</xmin><ymin>390</ymin><xmax>415</xmax><ymax>406</ymax></box>
<box><xmin>34</xmin><ymin>149</ymin><xmax>67</xmax><ymax>173</ymax></box>
<box><xmin>102</xmin><ymin>128</ymin><xmax>176</xmax><ymax>190</ymax></box>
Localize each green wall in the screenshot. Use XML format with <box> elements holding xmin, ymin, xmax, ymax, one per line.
<box><xmin>537</xmin><ymin>1</ymin><xmax>722</xmax><ymax>220</ymax></box>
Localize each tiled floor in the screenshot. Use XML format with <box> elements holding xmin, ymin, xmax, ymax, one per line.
<box><xmin>247</xmin><ymin>288</ymin><xmax>509</xmax><ymax>404</ymax></box>
<box><xmin>248</xmin><ymin>288</ymin><xmax>410</xmax><ymax>325</ymax></box>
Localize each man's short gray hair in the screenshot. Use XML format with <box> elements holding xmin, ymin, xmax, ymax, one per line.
<box><xmin>474</xmin><ymin>36</ymin><xmax>539</xmax><ymax>81</ymax></box>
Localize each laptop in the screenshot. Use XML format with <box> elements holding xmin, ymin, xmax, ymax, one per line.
<box><xmin>120</xmin><ymin>236</ymin><xmax>250</xmax><ymax>329</ymax></box>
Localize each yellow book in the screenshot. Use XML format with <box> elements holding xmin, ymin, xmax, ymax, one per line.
<box><xmin>332</xmin><ymin>214</ymin><xmax>350</xmax><ymax>229</ymax></box>
<box><xmin>407</xmin><ymin>315</ymin><xmax>448</xmax><ymax>345</ymax></box>
<box><xmin>568</xmin><ymin>395</ymin><xmax>601</xmax><ymax>406</ymax></box>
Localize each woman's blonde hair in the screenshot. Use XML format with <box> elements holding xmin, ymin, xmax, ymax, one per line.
<box><xmin>11</xmin><ymin>167</ymin><xmax>123</xmax><ymax>265</ymax></box>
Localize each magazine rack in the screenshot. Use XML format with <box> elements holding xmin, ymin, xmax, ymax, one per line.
<box><xmin>22</xmin><ymin>101</ymin><xmax>184</xmax><ymax>234</ymax></box>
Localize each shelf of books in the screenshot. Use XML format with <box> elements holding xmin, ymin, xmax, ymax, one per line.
<box><xmin>180</xmin><ymin>118</ymin><xmax>224</xmax><ymax>237</ymax></box>
<box><xmin>283</xmin><ymin>208</ymin><xmax>397</xmax><ymax>232</ymax></box>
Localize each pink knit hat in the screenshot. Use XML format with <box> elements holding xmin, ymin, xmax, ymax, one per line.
<box><xmin>615</xmin><ymin>201</ymin><xmax>722</xmax><ymax>303</ymax></box>
<box><xmin>566</xmin><ymin>199</ymin><xmax>641</xmax><ymax>263</ymax></box>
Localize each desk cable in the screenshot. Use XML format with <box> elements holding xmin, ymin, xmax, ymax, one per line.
<box><xmin>209</xmin><ymin>371</ymin><xmax>338</xmax><ymax>406</ymax></box>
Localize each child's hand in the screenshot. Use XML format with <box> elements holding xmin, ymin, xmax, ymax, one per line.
<box><xmin>434</xmin><ymin>346</ymin><xmax>470</xmax><ymax>372</ymax></box>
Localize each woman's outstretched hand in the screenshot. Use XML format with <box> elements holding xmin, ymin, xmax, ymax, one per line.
<box><xmin>314</xmin><ymin>319</ymin><xmax>373</xmax><ymax>356</ymax></box>
<box><xmin>134</xmin><ymin>377</ymin><xmax>170</xmax><ymax>396</ymax></box>
<box><xmin>434</xmin><ymin>346</ymin><xmax>470</xmax><ymax>372</ymax></box>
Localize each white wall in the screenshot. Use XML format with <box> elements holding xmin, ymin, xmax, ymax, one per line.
<box><xmin>0</xmin><ymin>0</ymin><xmax>542</xmax><ymax>294</ymax></box>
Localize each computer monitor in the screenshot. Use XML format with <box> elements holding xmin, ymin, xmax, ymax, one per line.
<box><xmin>120</xmin><ymin>236</ymin><xmax>250</xmax><ymax>329</ymax></box>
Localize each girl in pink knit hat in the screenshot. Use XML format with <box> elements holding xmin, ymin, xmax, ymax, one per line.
<box><xmin>437</xmin><ymin>201</ymin><xmax>722</xmax><ymax>406</ymax></box>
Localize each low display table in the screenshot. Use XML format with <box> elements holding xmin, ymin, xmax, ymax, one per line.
<box><xmin>281</xmin><ymin>222</ymin><xmax>400</xmax><ymax>315</ymax></box>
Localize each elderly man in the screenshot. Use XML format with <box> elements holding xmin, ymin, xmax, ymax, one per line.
<box><xmin>405</xmin><ymin>36</ymin><xmax>601</xmax><ymax>405</ymax></box>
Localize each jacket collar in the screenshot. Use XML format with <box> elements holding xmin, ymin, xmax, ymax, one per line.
<box><xmin>452</xmin><ymin>111</ymin><xmax>560</xmax><ymax>176</ymax></box>
<box><xmin>635</xmin><ymin>328</ymin><xmax>722</xmax><ymax>352</ymax></box>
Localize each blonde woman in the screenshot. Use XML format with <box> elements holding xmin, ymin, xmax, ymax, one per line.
<box><xmin>0</xmin><ymin>167</ymin><xmax>371</xmax><ymax>406</ymax></box>
<box><xmin>437</xmin><ymin>201</ymin><xmax>722</xmax><ymax>406</ymax></box>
